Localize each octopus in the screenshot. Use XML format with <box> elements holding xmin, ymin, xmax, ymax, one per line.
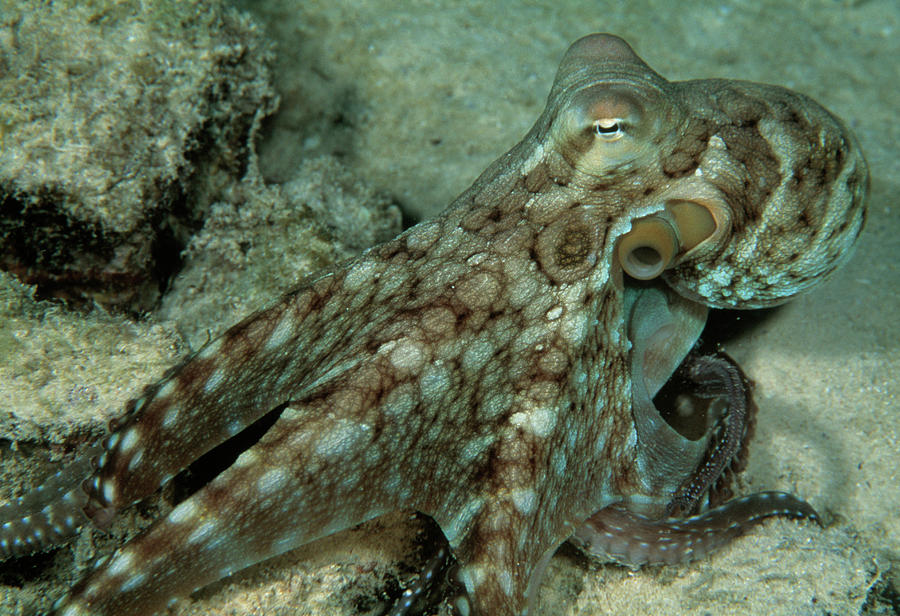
<box><xmin>0</xmin><ymin>33</ymin><xmax>867</xmax><ymax>616</ymax></box>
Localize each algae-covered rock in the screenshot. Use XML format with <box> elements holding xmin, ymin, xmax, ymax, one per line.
<box><xmin>0</xmin><ymin>271</ymin><xmax>186</xmax><ymax>446</ymax></box>
<box><xmin>0</xmin><ymin>0</ymin><xmax>277</xmax><ymax>310</ymax></box>
<box><xmin>159</xmin><ymin>157</ymin><xmax>401</xmax><ymax>347</ymax></box>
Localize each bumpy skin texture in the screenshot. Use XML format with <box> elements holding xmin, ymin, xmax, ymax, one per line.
<box><xmin>5</xmin><ymin>34</ymin><xmax>867</xmax><ymax>616</ymax></box>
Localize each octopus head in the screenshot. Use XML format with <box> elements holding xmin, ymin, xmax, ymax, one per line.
<box><xmin>542</xmin><ymin>33</ymin><xmax>869</xmax><ymax>308</ymax></box>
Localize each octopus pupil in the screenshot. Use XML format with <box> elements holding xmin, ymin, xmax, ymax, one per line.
<box><xmin>595</xmin><ymin>121</ymin><xmax>620</xmax><ymax>135</ymax></box>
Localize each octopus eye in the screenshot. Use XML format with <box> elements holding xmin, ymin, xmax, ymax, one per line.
<box><xmin>618</xmin><ymin>200</ymin><xmax>718</xmax><ymax>280</ymax></box>
<box><xmin>551</xmin><ymin>84</ymin><xmax>649</xmax><ymax>174</ymax></box>
<box><xmin>593</xmin><ymin>118</ymin><xmax>623</xmax><ymax>141</ymax></box>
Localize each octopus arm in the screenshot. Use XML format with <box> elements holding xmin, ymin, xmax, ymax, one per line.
<box><xmin>53</xmin><ymin>394</ymin><xmax>402</xmax><ymax>616</ymax></box>
<box><xmin>570</xmin><ymin>491</ymin><xmax>820</xmax><ymax>568</ymax></box>
<box><xmin>0</xmin><ymin>446</ymin><xmax>100</xmax><ymax>560</ymax></box>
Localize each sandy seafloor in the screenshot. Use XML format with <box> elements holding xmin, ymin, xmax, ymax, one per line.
<box><xmin>2</xmin><ymin>1</ymin><xmax>899</xmax><ymax>615</ymax></box>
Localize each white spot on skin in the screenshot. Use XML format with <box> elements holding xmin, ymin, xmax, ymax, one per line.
<box><xmin>126</xmin><ymin>449</ymin><xmax>144</xmax><ymax>472</ymax></box>
<box><xmin>233</xmin><ymin>450</ymin><xmax>259</xmax><ymax>469</ymax></box>
<box><xmin>406</xmin><ymin>222</ymin><xmax>441</xmax><ymax>252</ymax></box>
<box><xmin>512</xmin><ymin>324</ymin><xmax>547</xmax><ymax>353</ymax></box>
<box><xmin>161</xmin><ymin>405</ymin><xmax>180</xmax><ymax>429</ymax></box>
<box><xmin>157</xmin><ymin>379</ymin><xmax>176</xmax><ymax>399</ymax></box>
<box><xmin>374</xmin><ymin>264</ymin><xmax>414</xmax><ymax>298</ymax></box>
<box><xmin>466</xmin><ymin>251</ymin><xmax>487</xmax><ymax>266</ymax></box>
<box><xmin>106</xmin><ymin>432</ymin><xmax>120</xmax><ymax>451</ymax></box>
<box><xmin>459</xmin><ymin>565</ymin><xmax>488</xmax><ymax>592</ymax></box>
<box><xmin>119</xmin><ymin>427</ymin><xmax>139</xmax><ymax>454</ymax></box>
<box><xmin>383</xmin><ymin>384</ymin><xmax>417</xmax><ymax>420</ymax></box>
<box><xmin>497</xmin><ymin>570</ymin><xmax>514</xmax><ymax>596</ymax></box>
<box><xmin>107</xmin><ymin>551</ymin><xmax>135</xmax><ymax>576</ymax></box>
<box><xmin>481</xmin><ymin>392</ymin><xmax>512</xmax><ymax>419</ymax></box>
<box><xmin>204</xmin><ymin>368</ymin><xmax>226</xmax><ymax>393</ymax></box>
<box><xmin>343</xmin><ymin>261</ymin><xmax>379</xmax><ymax>291</ymax></box>
<box><xmin>315</xmin><ymin>419</ymin><xmax>372</xmax><ymax>459</ymax></box>
<box><xmin>545</xmin><ymin>305</ymin><xmax>563</xmax><ymax>321</ymax></box>
<box><xmin>119</xmin><ymin>571</ymin><xmax>147</xmax><ymax>592</ymax></box>
<box><xmin>558</xmin><ymin>312</ymin><xmax>588</xmax><ymax>346</ymax></box>
<box><xmin>384</xmin><ymin>474</ymin><xmax>402</xmax><ymax>496</ymax></box>
<box><xmin>187</xmin><ymin>519</ymin><xmax>218</xmax><ymax>545</ymax></box>
<box><xmin>510</xmin><ymin>488</ymin><xmax>538</xmax><ymax>516</ymax></box>
<box><xmin>460</xmin><ymin>435</ymin><xmax>494</xmax><ymax>463</ymax></box>
<box><xmin>455</xmin><ymin>596</ymin><xmax>472</xmax><ymax>616</ymax></box>
<box><xmin>593</xmin><ymin>429</ymin><xmax>607</xmax><ymax>456</ymax></box>
<box><xmin>197</xmin><ymin>338</ymin><xmax>222</xmax><ymax>360</ymax></box>
<box><xmin>508</xmin><ymin>273</ymin><xmax>539</xmax><ymax>308</ymax></box>
<box><xmin>443</xmin><ymin>497</ymin><xmax>484</xmax><ymax>545</ymax></box>
<box><xmin>625</xmin><ymin>429</ymin><xmax>637</xmax><ymax>450</ymax></box>
<box><xmin>102</xmin><ymin>481</ymin><xmax>116</xmax><ymax>504</ymax></box>
<box><xmin>270</xmin><ymin>529</ymin><xmax>303</xmax><ymax>554</ymax></box>
<box><xmin>168</xmin><ymin>500</ymin><xmax>199</xmax><ymax>524</ymax></box>
<box><xmin>389</xmin><ymin>338</ymin><xmax>427</xmax><ymax>373</ymax></box>
<box><xmin>461</xmin><ymin>338</ymin><xmax>494</xmax><ymax>373</ymax></box>
<box><xmin>509</xmin><ymin>405</ymin><xmax>556</xmax><ymax>438</ymax></box>
<box><xmin>551</xmin><ymin>447</ymin><xmax>567</xmax><ymax>477</ymax></box>
<box><xmin>419</xmin><ymin>362</ymin><xmax>451</xmax><ymax>400</ymax></box>
<box><xmin>257</xmin><ymin>468</ymin><xmax>290</xmax><ymax>495</ymax></box>
<box><xmin>265</xmin><ymin>312</ymin><xmax>295</xmax><ymax>351</ymax></box>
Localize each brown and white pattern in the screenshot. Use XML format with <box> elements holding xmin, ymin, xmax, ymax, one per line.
<box><xmin>1</xmin><ymin>33</ymin><xmax>866</xmax><ymax>616</ymax></box>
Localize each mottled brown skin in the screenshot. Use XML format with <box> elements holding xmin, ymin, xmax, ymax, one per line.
<box><xmin>5</xmin><ymin>34</ymin><xmax>866</xmax><ymax>616</ymax></box>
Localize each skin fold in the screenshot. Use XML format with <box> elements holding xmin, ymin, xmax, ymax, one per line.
<box><xmin>1</xmin><ymin>33</ymin><xmax>867</xmax><ymax>616</ymax></box>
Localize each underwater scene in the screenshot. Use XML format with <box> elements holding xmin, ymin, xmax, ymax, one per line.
<box><xmin>0</xmin><ymin>1</ymin><xmax>897</xmax><ymax>614</ymax></box>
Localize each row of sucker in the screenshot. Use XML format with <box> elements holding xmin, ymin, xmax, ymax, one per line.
<box><xmin>0</xmin><ymin>446</ymin><xmax>101</xmax><ymax>560</ymax></box>
<box><xmin>571</xmin><ymin>491</ymin><xmax>820</xmax><ymax>568</ymax></box>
